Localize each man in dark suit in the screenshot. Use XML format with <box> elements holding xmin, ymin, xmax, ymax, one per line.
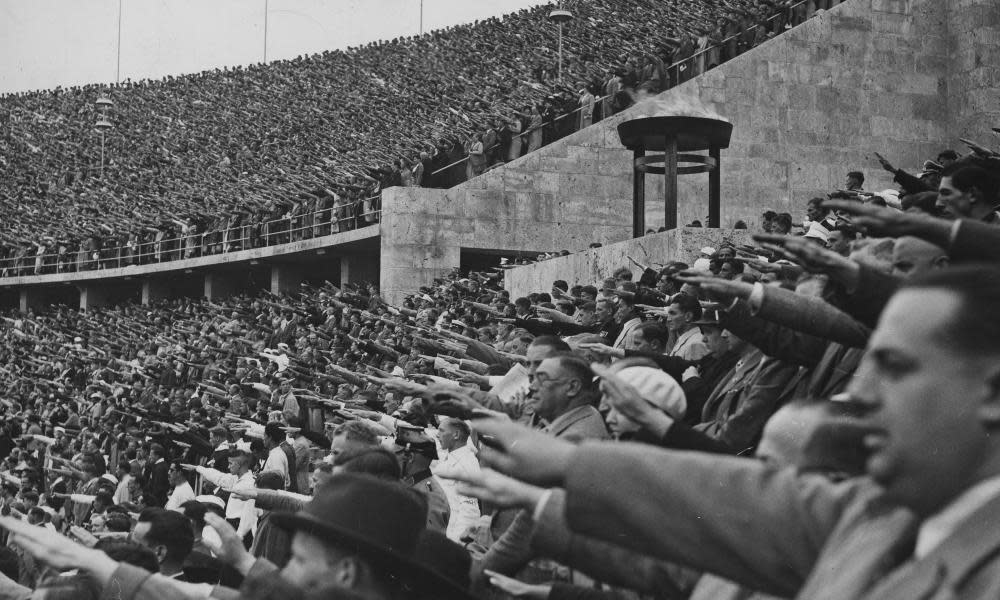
<box><xmin>145</xmin><ymin>443</ymin><xmax>171</xmax><ymax>507</ymax></box>
<box><xmin>207</xmin><ymin>426</ymin><xmax>230</xmax><ymax>475</ymax></box>
<box><xmin>474</xmin><ymin>264</ymin><xmax>1000</xmax><ymax>600</ymax></box>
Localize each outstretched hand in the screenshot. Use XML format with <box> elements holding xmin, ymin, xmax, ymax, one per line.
<box><xmin>821</xmin><ymin>200</ymin><xmax>950</xmax><ymax>244</ymax></box>
<box><xmin>438</xmin><ymin>467</ymin><xmax>545</xmax><ymax>510</ymax></box>
<box><xmin>472</xmin><ymin>418</ymin><xmax>575</xmax><ymax>487</ymax></box>
<box><xmin>0</xmin><ymin>516</ymin><xmax>115</xmax><ymax>578</ymax></box>
<box><xmin>484</xmin><ymin>570</ymin><xmax>553</xmax><ymax>599</ymax></box>
<box><xmin>205</xmin><ymin>512</ymin><xmax>256</xmax><ymax>575</ymax></box>
<box><xmin>674</xmin><ymin>271</ymin><xmax>753</xmax><ymax>303</ymax></box>
<box><xmin>752</xmin><ymin>233</ymin><xmax>858</xmax><ymax>280</ymax></box>
<box><xmin>423</xmin><ymin>385</ymin><xmax>490</xmax><ymax>420</ymax></box>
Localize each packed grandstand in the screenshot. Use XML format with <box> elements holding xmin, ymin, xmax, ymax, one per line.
<box><xmin>1</xmin><ymin>1</ymin><xmax>1000</xmax><ymax>600</ymax></box>
<box><xmin>1</xmin><ymin>0</ymin><xmax>805</xmax><ymax>276</ymax></box>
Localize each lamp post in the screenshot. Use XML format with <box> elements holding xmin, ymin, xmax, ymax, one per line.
<box><xmin>94</xmin><ymin>96</ymin><xmax>114</xmax><ymax>180</ymax></box>
<box><xmin>547</xmin><ymin>5</ymin><xmax>574</xmax><ymax>82</ymax></box>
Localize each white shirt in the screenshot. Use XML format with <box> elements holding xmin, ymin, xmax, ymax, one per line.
<box><xmin>432</xmin><ymin>444</ymin><xmax>481</xmax><ymax>541</ymax></box>
<box><xmin>113</xmin><ymin>474</ymin><xmax>133</xmax><ymax>505</ymax></box>
<box><xmin>263</xmin><ymin>446</ymin><xmax>290</xmax><ymax>489</ymax></box>
<box><xmin>165</xmin><ymin>481</ymin><xmax>196</xmax><ymax>512</ymax></box>
<box><xmin>196</xmin><ymin>468</ymin><xmax>258</xmax><ymax>538</ymax></box>
<box><xmin>915</xmin><ymin>476</ymin><xmax>1000</xmax><ymax>558</ymax></box>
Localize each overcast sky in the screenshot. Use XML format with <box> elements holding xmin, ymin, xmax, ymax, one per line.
<box><xmin>1</xmin><ymin>0</ymin><xmax>549</xmax><ymax>94</ymax></box>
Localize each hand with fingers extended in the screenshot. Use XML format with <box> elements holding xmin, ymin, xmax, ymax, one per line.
<box><xmin>576</xmin><ymin>342</ymin><xmax>625</xmax><ymax>359</ymax></box>
<box><xmin>382</xmin><ymin>378</ymin><xmax>428</xmax><ymax>397</ymax></box>
<box><xmin>737</xmin><ymin>257</ymin><xmax>783</xmax><ymax>274</ymax></box>
<box><xmin>484</xmin><ymin>570</ymin><xmax>553</xmax><ymax>599</ymax></box>
<box><xmin>423</xmin><ymin>385</ymin><xmax>489</xmax><ymax>420</ymax></box>
<box><xmin>873</xmin><ymin>151</ymin><xmax>896</xmax><ymax>173</ymax></box>
<box><xmin>821</xmin><ymin>199</ymin><xmax>952</xmax><ymax>244</ymax></box>
<box><xmin>0</xmin><ymin>516</ymin><xmax>116</xmax><ymax>577</ymax></box>
<box><xmin>472</xmin><ymin>417</ymin><xmax>576</xmax><ymax>487</ymax></box>
<box><xmin>438</xmin><ymin>467</ymin><xmax>546</xmax><ymax>510</ymax></box>
<box><xmin>220</xmin><ymin>487</ymin><xmax>258</xmax><ymax>501</ymax></box>
<box><xmin>68</xmin><ymin>525</ymin><xmax>99</xmax><ymax>548</ymax></box>
<box><xmin>753</xmin><ymin>233</ymin><xmax>858</xmax><ymax>278</ymax></box>
<box><xmin>204</xmin><ymin>512</ymin><xmax>256</xmax><ymax>575</ymax></box>
<box><xmin>675</xmin><ymin>270</ymin><xmax>753</xmax><ymax>304</ymax></box>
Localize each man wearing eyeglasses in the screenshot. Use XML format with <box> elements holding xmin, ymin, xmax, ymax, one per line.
<box><xmin>478</xmin><ymin>354</ymin><xmax>608</xmax><ymax>584</ymax></box>
<box><xmin>529</xmin><ymin>355</ymin><xmax>609</xmax><ymax>441</ymax></box>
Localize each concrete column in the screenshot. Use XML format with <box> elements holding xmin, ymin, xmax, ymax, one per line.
<box><xmin>141</xmin><ymin>280</ymin><xmax>173</xmax><ymax>305</ymax></box>
<box><xmin>204</xmin><ymin>273</ymin><xmax>239</xmax><ymax>301</ymax></box>
<box><xmin>340</xmin><ymin>255</ymin><xmax>379</xmax><ymax>288</ymax></box>
<box><xmin>379</xmin><ymin>240</ymin><xmax>461</xmax><ymax>306</ymax></box>
<box><xmin>270</xmin><ymin>265</ymin><xmax>305</xmax><ymax>296</ymax></box>
<box><xmin>19</xmin><ymin>288</ymin><xmax>46</xmax><ymax>313</ymax></box>
<box><xmin>79</xmin><ymin>285</ymin><xmax>110</xmax><ymax>312</ymax></box>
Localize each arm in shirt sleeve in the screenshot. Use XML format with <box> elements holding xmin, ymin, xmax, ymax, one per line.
<box><xmin>194</xmin><ymin>467</ymin><xmax>237</xmax><ymax>489</ymax></box>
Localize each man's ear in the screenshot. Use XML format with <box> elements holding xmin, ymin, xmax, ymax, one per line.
<box><xmin>979</xmin><ymin>365</ymin><xmax>1000</xmax><ymax>428</ymax></box>
<box><xmin>969</xmin><ymin>185</ymin><xmax>984</xmax><ymax>205</ymax></box>
<box><xmin>336</xmin><ymin>555</ymin><xmax>362</xmax><ymax>587</ymax></box>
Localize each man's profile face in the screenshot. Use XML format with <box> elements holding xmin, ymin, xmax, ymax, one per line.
<box><xmin>310</xmin><ymin>468</ymin><xmax>332</xmax><ymax>492</ymax></box>
<box><xmin>656</xmin><ymin>274</ymin><xmax>677</xmax><ymax>295</ymax></box>
<box><xmin>436</xmin><ymin>421</ymin><xmax>462</xmax><ymax>451</ymax></box>
<box><xmin>168</xmin><ymin>465</ymin><xmax>185</xmax><ymax>486</ymax></box>
<box><xmin>702</xmin><ymin>328</ymin><xmax>727</xmax><ymax>356</ymax></box>
<box><xmin>936</xmin><ymin>176</ymin><xmax>974</xmax><ymax>219</ymax></box>
<box><xmin>848</xmin><ymin>289</ymin><xmax>994</xmax><ymax>517</ymax></box>
<box><xmin>525</xmin><ymin>343</ymin><xmax>557</xmax><ymax>377</ymax></box>
<box><xmin>529</xmin><ymin>358</ymin><xmax>571</xmax><ymax>421</ymax></box>
<box><xmin>663</xmin><ymin>304</ymin><xmax>689</xmax><ymax>333</ymax></box>
<box><xmin>629</xmin><ymin>330</ymin><xmax>657</xmax><ymax>353</ymax></box>
<box><xmin>283</xmin><ymin>532</ymin><xmax>344</xmax><ymax>591</ymax></box>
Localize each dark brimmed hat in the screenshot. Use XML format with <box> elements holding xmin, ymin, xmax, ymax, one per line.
<box><xmin>271</xmin><ymin>473</ymin><xmax>424</xmax><ymax>562</ymax></box>
<box><xmin>693</xmin><ymin>308</ymin><xmax>723</xmax><ymax>328</ymax></box>
<box><xmin>271</xmin><ymin>474</ymin><xmax>476</xmax><ymax>599</ymax></box>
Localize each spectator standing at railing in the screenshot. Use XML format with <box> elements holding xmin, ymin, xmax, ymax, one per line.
<box><xmin>413</xmin><ymin>153</ymin><xmax>427</xmax><ymax>187</ymax></box>
<box><xmin>466</xmin><ymin>133</ymin><xmax>486</xmax><ymax>180</ymax></box>
<box><xmin>578</xmin><ymin>86</ymin><xmax>595</xmax><ymax>130</ymax></box>
<box><xmin>481</xmin><ymin>122</ymin><xmax>497</xmax><ymax>166</ymax></box>
<box><xmin>526</xmin><ymin>106</ymin><xmax>544</xmax><ymax>154</ymax></box>
<box><xmin>602</xmin><ymin>70</ymin><xmax>621</xmax><ymax>119</ymax></box>
<box><xmin>505</xmin><ymin>117</ymin><xmax>523</xmax><ymax>163</ymax></box>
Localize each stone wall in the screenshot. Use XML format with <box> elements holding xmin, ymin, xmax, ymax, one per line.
<box><xmin>503</xmin><ymin>228</ymin><xmax>753</xmax><ymax>299</ymax></box>
<box><xmin>945</xmin><ymin>0</ymin><xmax>1000</xmax><ymax>139</ymax></box>
<box><xmin>381</xmin><ymin>0</ymin><xmax>980</xmax><ymax>303</ymax></box>
<box><xmin>663</xmin><ymin>0</ymin><xmax>953</xmax><ymax>229</ymax></box>
<box><xmin>379</xmin><ymin>185</ymin><xmax>633</xmax><ymax>304</ymax></box>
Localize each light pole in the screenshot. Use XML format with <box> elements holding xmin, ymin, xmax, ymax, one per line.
<box><xmin>548</xmin><ymin>5</ymin><xmax>574</xmax><ymax>82</ymax></box>
<box><xmin>94</xmin><ymin>96</ymin><xmax>114</xmax><ymax>180</ymax></box>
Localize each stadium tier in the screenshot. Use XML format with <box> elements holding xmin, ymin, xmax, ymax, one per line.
<box><xmin>0</xmin><ymin>0</ymin><xmax>821</xmax><ymax>277</ymax></box>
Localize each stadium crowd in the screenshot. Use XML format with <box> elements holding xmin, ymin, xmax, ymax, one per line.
<box><xmin>0</xmin><ymin>132</ymin><xmax>997</xmax><ymax>600</ymax></box>
<box><xmin>0</xmin><ymin>0</ymin><xmax>838</xmax><ymax>276</ymax></box>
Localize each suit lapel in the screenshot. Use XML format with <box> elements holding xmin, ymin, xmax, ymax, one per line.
<box><xmin>798</xmin><ymin>496</ymin><xmax>918</xmax><ymax>600</ymax></box>
<box><xmin>868</xmin><ymin>493</ymin><xmax>1000</xmax><ymax>600</ymax></box>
